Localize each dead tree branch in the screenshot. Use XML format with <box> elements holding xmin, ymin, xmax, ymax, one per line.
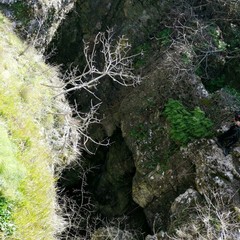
<box><xmin>55</xmin><ymin>29</ymin><xmax>141</xmax><ymax>98</ymax></box>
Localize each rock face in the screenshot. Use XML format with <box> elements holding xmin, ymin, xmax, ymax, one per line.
<box><xmin>88</xmin><ymin>128</ymin><xmax>135</xmax><ymax>217</ymax></box>
<box><xmin>93</xmin><ymin>54</ymin><xmax>240</xmax><ymax>237</ymax></box>
<box><xmin>76</xmin><ymin>44</ymin><xmax>240</xmax><ymax>237</ymax></box>
<box><xmin>43</xmin><ymin>0</ymin><xmax>240</xmax><ymax>238</ymax></box>
<box><xmin>47</xmin><ymin>0</ymin><xmax>178</xmax><ymax>67</ymax></box>
<box><xmin>184</xmin><ymin>139</ymin><xmax>240</xmax><ymax>197</ymax></box>
<box><xmin>165</xmin><ymin>140</ymin><xmax>240</xmax><ymax>239</ymax></box>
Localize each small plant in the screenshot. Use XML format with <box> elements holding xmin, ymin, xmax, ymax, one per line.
<box><xmin>7</xmin><ymin>2</ymin><xmax>31</xmax><ymax>26</ymax></box>
<box><xmin>226</xmin><ymin>23</ymin><xmax>240</xmax><ymax>50</ymax></box>
<box><xmin>133</xmin><ymin>42</ymin><xmax>151</xmax><ymax>68</ymax></box>
<box><xmin>208</xmin><ymin>25</ymin><xmax>227</xmax><ymax>51</ymax></box>
<box><xmin>0</xmin><ymin>197</ymin><xmax>15</xmax><ymax>236</ymax></box>
<box><xmin>224</xmin><ymin>87</ymin><xmax>240</xmax><ymax>99</ymax></box>
<box><xmin>181</xmin><ymin>52</ymin><xmax>192</xmax><ymax>65</ymax></box>
<box><xmin>164</xmin><ymin>99</ymin><xmax>213</xmax><ymax>145</ymax></box>
<box><xmin>157</xmin><ymin>28</ymin><xmax>172</xmax><ymax>47</ymax></box>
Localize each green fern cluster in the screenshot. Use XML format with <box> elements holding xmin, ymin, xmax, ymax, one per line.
<box><xmin>164</xmin><ymin>99</ymin><xmax>213</xmax><ymax>145</ymax></box>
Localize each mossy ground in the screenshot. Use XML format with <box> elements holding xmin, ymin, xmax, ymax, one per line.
<box><xmin>0</xmin><ymin>13</ymin><xmax>66</xmax><ymax>239</ymax></box>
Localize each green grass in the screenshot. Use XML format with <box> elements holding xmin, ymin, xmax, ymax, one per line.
<box><xmin>0</xmin><ymin>123</ymin><xmax>25</xmax><ymax>201</ymax></box>
<box><xmin>0</xmin><ymin>13</ymin><xmax>69</xmax><ymax>239</ymax></box>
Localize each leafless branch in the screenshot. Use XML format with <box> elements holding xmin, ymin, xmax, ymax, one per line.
<box><xmin>53</xmin><ymin>29</ymin><xmax>141</xmax><ymax>98</ymax></box>
<box><xmin>48</xmin><ymin>29</ymin><xmax>141</xmax><ymax>156</ymax></box>
<box><xmin>71</xmin><ymin>100</ymin><xmax>110</xmax><ymax>155</ymax></box>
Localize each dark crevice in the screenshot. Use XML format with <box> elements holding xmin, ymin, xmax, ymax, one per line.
<box><xmin>58</xmin><ymin>127</ymin><xmax>151</xmax><ymax>237</ymax></box>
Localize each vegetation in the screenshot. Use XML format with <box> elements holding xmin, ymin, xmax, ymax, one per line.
<box><xmin>0</xmin><ymin>8</ymin><xmax>142</xmax><ymax>237</ymax></box>
<box><xmin>6</xmin><ymin>2</ymin><xmax>31</xmax><ymax>25</ymax></box>
<box><xmin>156</xmin><ymin>28</ymin><xmax>172</xmax><ymax>47</ymax></box>
<box><xmin>171</xmin><ymin>190</ymin><xmax>240</xmax><ymax>240</ymax></box>
<box><xmin>0</xmin><ymin>13</ymin><xmax>72</xmax><ymax>239</ymax></box>
<box><xmin>133</xmin><ymin>42</ymin><xmax>151</xmax><ymax>68</ymax></box>
<box><xmin>203</xmin><ymin>75</ymin><xmax>226</xmax><ymax>93</ymax></box>
<box><xmin>129</xmin><ymin>123</ymin><xmax>148</xmax><ymax>142</ymax></box>
<box><xmin>0</xmin><ymin>197</ymin><xmax>15</xmax><ymax>236</ymax></box>
<box><xmin>1</xmin><ymin>0</ymin><xmax>240</xmax><ymax>238</ymax></box>
<box><xmin>133</xmin><ymin>28</ymin><xmax>172</xmax><ymax>68</ymax></box>
<box><xmin>164</xmin><ymin>99</ymin><xmax>213</xmax><ymax>145</ymax></box>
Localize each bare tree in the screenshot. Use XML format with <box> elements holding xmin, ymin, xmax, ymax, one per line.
<box><xmin>51</xmin><ymin>29</ymin><xmax>142</xmax><ymax>238</ymax></box>
<box><xmin>47</xmin><ymin>29</ymin><xmax>141</xmax><ymax>156</ymax></box>
<box><xmin>53</xmin><ymin>29</ymin><xmax>141</xmax><ymax>98</ymax></box>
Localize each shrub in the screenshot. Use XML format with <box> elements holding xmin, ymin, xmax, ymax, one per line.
<box><xmin>164</xmin><ymin>99</ymin><xmax>213</xmax><ymax>145</ymax></box>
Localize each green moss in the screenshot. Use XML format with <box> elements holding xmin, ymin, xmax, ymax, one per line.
<box><xmin>156</xmin><ymin>28</ymin><xmax>172</xmax><ymax>47</ymax></box>
<box><xmin>199</xmin><ymin>98</ymin><xmax>213</xmax><ymax>108</ymax></box>
<box><xmin>130</xmin><ymin>123</ymin><xmax>148</xmax><ymax>142</ymax></box>
<box><xmin>0</xmin><ymin>122</ymin><xmax>27</xmax><ymax>237</ymax></box>
<box><xmin>0</xmin><ymin>123</ymin><xmax>26</xmax><ymax>201</ymax></box>
<box><xmin>133</xmin><ymin>42</ymin><xmax>151</xmax><ymax>68</ymax></box>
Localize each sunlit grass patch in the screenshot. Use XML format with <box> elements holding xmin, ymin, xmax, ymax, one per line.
<box><xmin>0</xmin><ymin>13</ymin><xmax>67</xmax><ymax>239</ymax></box>
<box><xmin>0</xmin><ymin>123</ymin><xmax>25</xmax><ymax>200</ymax></box>
<box><xmin>0</xmin><ymin>123</ymin><xmax>24</xmax><ymax>237</ymax></box>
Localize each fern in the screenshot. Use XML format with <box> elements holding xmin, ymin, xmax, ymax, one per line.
<box><xmin>164</xmin><ymin>99</ymin><xmax>213</xmax><ymax>145</ymax></box>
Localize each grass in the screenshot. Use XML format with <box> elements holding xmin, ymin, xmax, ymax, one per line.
<box><xmin>0</xmin><ymin>13</ymin><xmax>71</xmax><ymax>239</ymax></box>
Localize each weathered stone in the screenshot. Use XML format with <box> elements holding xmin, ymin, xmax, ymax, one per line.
<box><xmin>41</xmin><ymin>0</ymin><xmax>240</xmax><ymax>237</ymax></box>
<box><xmin>132</xmin><ymin>172</ymin><xmax>154</xmax><ymax>208</ymax></box>
<box><xmin>170</xmin><ymin>188</ymin><xmax>200</xmax><ymax>214</ymax></box>
<box><xmin>182</xmin><ymin>139</ymin><xmax>240</xmax><ymax>199</ymax></box>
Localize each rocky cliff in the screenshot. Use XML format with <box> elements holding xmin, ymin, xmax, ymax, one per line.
<box><xmin>49</xmin><ymin>1</ymin><xmax>240</xmax><ymax>239</ymax></box>
<box><xmin>1</xmin><ymin>0</ymin><xmax>240</xmax><ymax>239</ymax></box>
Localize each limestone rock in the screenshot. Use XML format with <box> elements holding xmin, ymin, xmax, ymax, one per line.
<box><xmin>183</xmin><ymin>139</ymin><xmax>240</xmax><ymax>200</ymax></box>
<box><xmin>170</xmin><ymin>188</ymin><xmax>200</xmax><ymax>215</ymax></box>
